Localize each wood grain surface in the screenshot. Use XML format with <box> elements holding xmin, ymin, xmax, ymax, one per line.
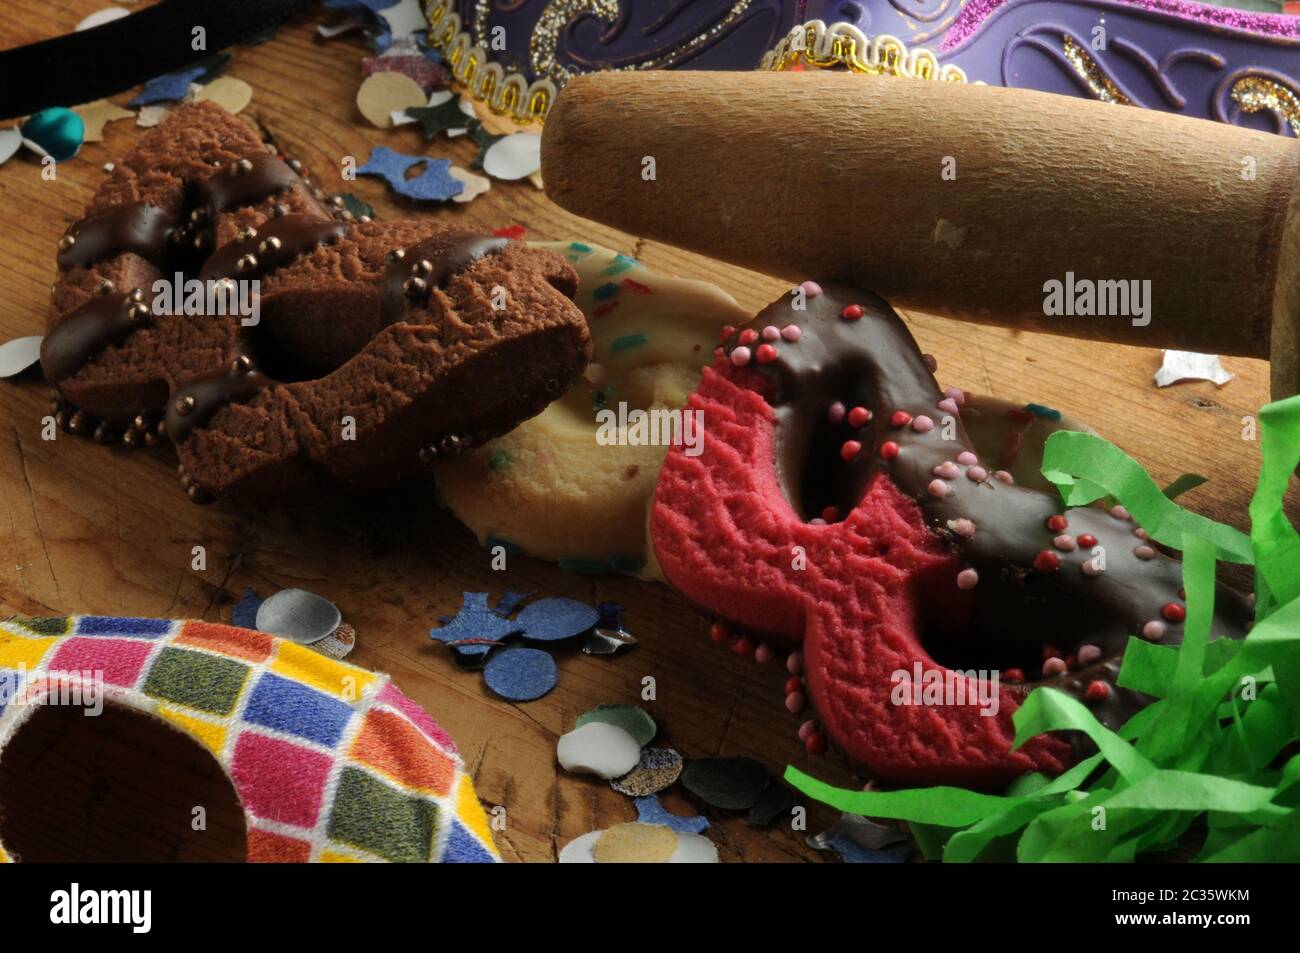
<box><xmin>0</xmin><ymin>2</ymin><xmax>1294</xmax><ymax>863</ymax></box>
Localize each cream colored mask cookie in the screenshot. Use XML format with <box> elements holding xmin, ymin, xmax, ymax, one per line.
<box><xmin>436</xmin><ymin>241</ymin><xmax>749</xmax><ymax>576</ymax></box>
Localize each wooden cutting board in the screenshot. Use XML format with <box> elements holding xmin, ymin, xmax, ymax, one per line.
<box><xmin>0</xmin><ymin>1</ymin><xmax>1293</xmax><ymax>863</ymax></box>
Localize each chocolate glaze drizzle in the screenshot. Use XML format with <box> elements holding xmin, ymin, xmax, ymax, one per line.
<box><xmin>195</xmin><ymin>153</ymin><xmax>298</xmax><ymax>215</ymax></box>
<box><xmin>199</xmin><ymin>216</ymin><xmax>346</xmax><ymax>282</ymax></box>
<box><xmin>40</xmin><ymin>289</ymin><xmax>150</xmax><ymax>383</ymax></box>
<box><xmin>379</xmin><ymin>232</ymin><xmax>507</xmax><ymax>326</ymax></box>
<box><xmin>56</xmin><ymin>204</ymin><xmax>175</xmax><ymax>272</ymax></box>
<box><xmin>165</xmin><ymin>362</ymin><xmax>268</xmax><ymax>444</ymax></box>
<box><xmin>46</xmin><ymin>153</ymin><xmax>307</xmax><ymax>384</ymax></box>
<box><xmin>722</xmin><ymin>281</ymin><xmax>1252</xmax><ymax>729</ymax></box>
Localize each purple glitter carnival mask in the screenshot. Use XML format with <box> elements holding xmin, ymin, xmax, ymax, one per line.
<box><xmin>423</xmin><ymin>0</ymin><xmax>1298</xmax><ymax>135</ymax></box>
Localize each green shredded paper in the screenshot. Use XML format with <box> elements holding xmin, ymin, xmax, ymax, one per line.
<box><xmin>786</xmin><ymin>395</ymin><xmax>1300</xmax><ymax>862</ymax></box>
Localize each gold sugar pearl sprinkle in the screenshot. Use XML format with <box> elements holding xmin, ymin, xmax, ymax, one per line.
<box><xmin>231</xmin><ymin>355</ymin><xmax>253</xmax><ymax>374</ymax></box>
<box><xmin>412</xmin><ymin>259</ymin><xmax>433</xmax><ymax>276</ymax></box>
<box><xmin>95</xmin><ymin>279</ymin><xmax>115</xmax><ymax>296</ymax></box>
<box><xmin>403</xmin><ymin>276</ymin><xmax>427</xmax><ymax>297</ymax></box>
<box><xmin>236</xmin><ymin>254</ymin><xmax>258</xmax><ymax>272</ymax></box>
<box><xmin>58</xmin><ymin>235</ymin><xmax>76</xmax><ymax>251</ymax></box>
<box><xmin>259</xmin><ymin>236</ymin><xmax>282</xmax><ymax>254</ymax></box>
<box><xmin>237</xmin><ymin>226</ymin><xmax>259</xmax><ymax>241</ymax></box>
<box><xmin>175</xmin><ymin>395</ymin><xmax>195</xmax><ymax>416</ymax></box>
<box><xmin>385</xmin><ymin>249</ymin><xmax>406</xmax><ymax>265</ymax></box>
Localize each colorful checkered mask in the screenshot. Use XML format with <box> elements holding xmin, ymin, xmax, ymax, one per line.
<box><xmin>0</xmin><ymin>615</ymin><xmax>499</xmax><ymax>863</ymax></box>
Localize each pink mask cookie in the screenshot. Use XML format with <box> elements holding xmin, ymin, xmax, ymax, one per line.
<box><xmin>651</xmin><ymin>281</ymin><xmax>1251</xmax><ymax>787</ymax></box>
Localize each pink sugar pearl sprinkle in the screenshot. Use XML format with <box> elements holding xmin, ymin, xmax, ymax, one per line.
<box><xmin>937</xmin><ymin>397</ymin><xmax>959</xmax><ymax>415</ymax></box>
<box><xmin>912</xmin><ymin>415</ymin><xmax>935</xmax><ymax>433</ymax></box>
<box><xmin>967</xmin><ymin>466</ymin><xmax>988</xmax><ymax>482</ymax></box>
<box><xmin>781</xmin><ymin>324</ymin><xmax>802</xmax><ymax>341</ymax></box>
<box><xmin>948</xmin><ymin>518</ymin><xmax>976</xmax><ymax>538</ymax></box>
<box><xmin>730</xmin><ymin>346</ymin><xmax>751</xmax><ymax>366</ymax></box>
<box><xmin>956</xmin><ymin>568</ymin><xmax>979</xmax><ymax>590</ymax></box>
<box><xmin>762</xmin><ymin>325</ymin><xmax>780</xmax><ymax>341</ymax></box>
<box><xmin>933</xmin><ymin>461</ymin><xmax>960</xmax><ymax>480</ymax></box>
<box><xmin>799</xmin><ymin>280</ymin><xmax>822</xmax><ymax>298</ymax></box>
<box><xmin>957</xmin><ymin>451</ymin><xmax>978</xmax><ymax>465</ymax></box>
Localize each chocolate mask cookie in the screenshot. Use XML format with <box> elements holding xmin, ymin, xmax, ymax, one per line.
<box><xmin>42</xmin><ymin>102</ymin><xmax>591</xmax><ymax>505</ymax></box>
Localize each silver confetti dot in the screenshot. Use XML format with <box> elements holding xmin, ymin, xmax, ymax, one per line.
<box><xmin>255</xmin><ymin>588</ymin><xmax>342</xmax><ymax>645</ymax></box>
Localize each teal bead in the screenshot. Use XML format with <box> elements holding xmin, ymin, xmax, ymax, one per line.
<box><xmin>21</xmin><ymin>108</ymin><xmax>85</xmax><ymax>162</ymax></box>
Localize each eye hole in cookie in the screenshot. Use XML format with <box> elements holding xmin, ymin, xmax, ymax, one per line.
<box><xmin>777</xmin><ymin>367</ymin><xmax>878</xmax><ymax>525</ymax></box>
<box><xmin>0</xmin><ymin>701</ymin><xmax>247</xmax><ymax>862</ymax></box>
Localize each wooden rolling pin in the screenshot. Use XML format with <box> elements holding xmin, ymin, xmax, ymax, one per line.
<box><xmin>541</xmin><ymin>71</ymin><xmax>1300</xmax><ymax>399</ymax></box>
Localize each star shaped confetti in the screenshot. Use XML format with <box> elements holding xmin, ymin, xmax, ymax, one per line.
<box><xmin>405</xmin><ymin>95</ymin><xmax>477</xmax><ymax>139</ymax></box>
<box><xmin>355</xmin><ymin>146</ymin><xmax>463</xmax><ymax>202</ymax></box>
<box><xmin>429</xmin><ymin>592</ymin><xmax>523</xmax><ymax>652</ymax></box>
<box><xmin>129</xmin><ymin>66</ymin><xmax>206</xmax><ymax>106</ymax></box>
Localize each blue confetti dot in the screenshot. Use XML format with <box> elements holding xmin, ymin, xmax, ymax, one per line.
<box><xmin>516</xmin><ymin>597</ymin><xmax>599</xmax><ymax>642</ymax></box>
<box><xmin>1025</xmin><ymin>402</ymin><xmax>1062</xmax><ymax>421</ymax></box>
<box><xmin>483</xmin><ymin>647</ymin><xmax>557</xmax><ymax>701</ymax></box>
<box><xmin>592</xmin><ymin>282</ymin><xmax>619</xmax><ymax>301</ymax></box>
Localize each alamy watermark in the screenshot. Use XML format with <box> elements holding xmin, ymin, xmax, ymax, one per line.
<box><xmin>0</xmin><ymin>666</ymin><xmax>105</xmax><ymax>716</ymax></box>
<box><xmin>595</xmin><ymin>403</ymin><xmax>704</xmax><ymax>457</ymax></box>
<box><xmin>890</xmin><ymin>663</ymin><xmax>1000</xmax><ymax>716</ymax></box>
<box><xmin>151</xmin><ymin>272</ymin><xmax>260</xmax><ymax>326</ymax></box>
<box><xmin>1042</xmin><ymin>272</ymin><xmax>1151</xmax><ymax>327</ymax></box>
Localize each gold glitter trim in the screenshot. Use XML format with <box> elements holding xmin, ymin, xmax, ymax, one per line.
<box><xmin>1061</xmin><ymin>35</ymin><xmax>1133</xmax><ymax>106</ymax></box>
<box><xmin>760</xmin><ymin>20</ymin><xmax>970</xmax><ymax>83</ymax></box>
<box><xmin>1230</xmin><ymin>75</ymin><xmax>1300</xmax><ymax>137</ymax></box>
<box><xmin>425</xmin><ymin>0</ymin><xmax>556</xmax><ymax>126</ymax></box>
<box><xmin>422</xmin><ymin>7</ymin><xmax>971</xmax><ymax>126</ymax></box>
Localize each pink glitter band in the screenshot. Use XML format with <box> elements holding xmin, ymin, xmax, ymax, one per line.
<box><xmin>940</xmin><ymin>0</ymin><xmax>1300</xmax><ymax>52</ymax></box>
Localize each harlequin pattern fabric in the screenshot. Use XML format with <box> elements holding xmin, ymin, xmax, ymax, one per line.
<box><xmin>0</xmin><ymin>615</ymin><xmax>499</xmax><ymax>863</ymax></box>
